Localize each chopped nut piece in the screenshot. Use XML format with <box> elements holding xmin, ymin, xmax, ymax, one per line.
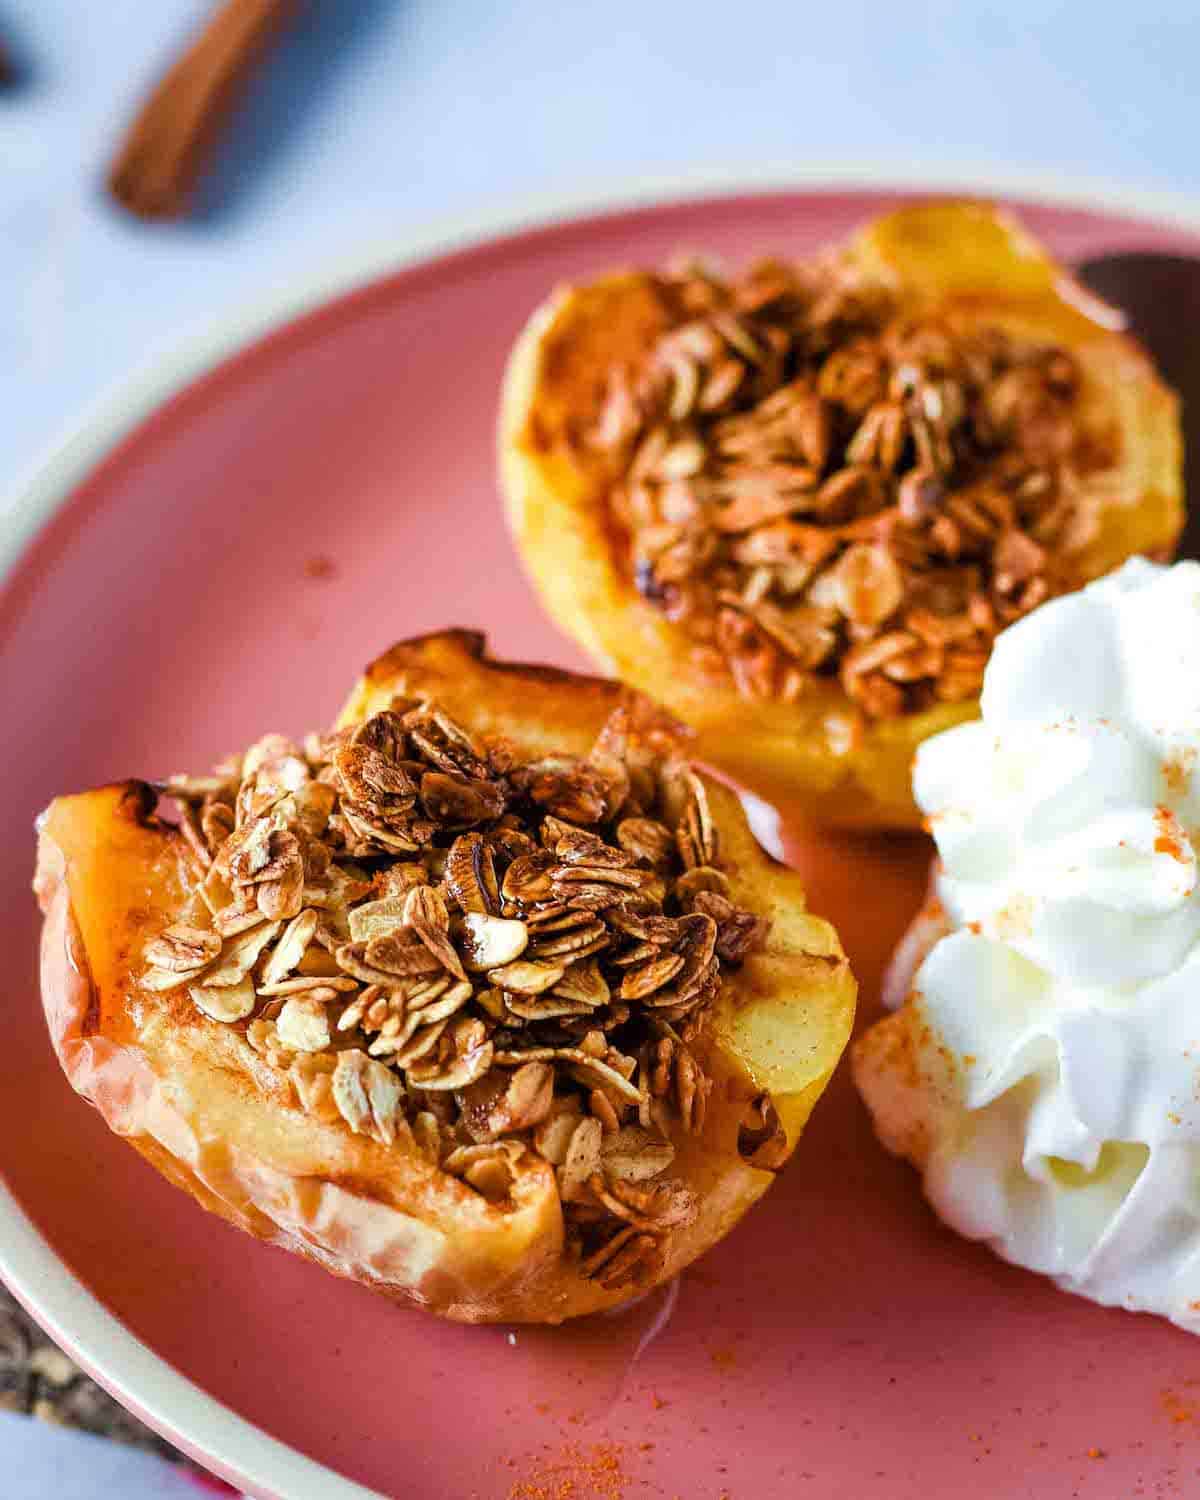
<box><xmin>275</xmin><ymin>994</ymin><xmax>331</xmax><ymax>1053</ymax></box>
<box><xmin>331</xmin><ymin>1050</ymin><xmax>403</xmax><ymax>1145</ymax></box>
<box><xmin>418</xmin><ymin>770</ymin><xmax>506</xmax><ymax>828</ymax></box>
<box><xmin>460</xmin><ymin>912</ymin><xmax>529</xmax><ymax>971</ymax></box>
<box><xmin>692</xmin><ymin>891</ymin><xmax>772</xmax><ymax>962</ymax></box>
<box><xmin>443</xmin><ymin>832</ymin><xmax>500</xmax><ymax>915</ymax></box>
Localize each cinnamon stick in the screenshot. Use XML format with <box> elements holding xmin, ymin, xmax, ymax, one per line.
<box><xmin>107</xmin><ymin>0</ymin><xmax>298</xmax><ymax>220</ymax></box>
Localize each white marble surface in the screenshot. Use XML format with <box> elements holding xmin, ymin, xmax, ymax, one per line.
<box><xmin>2</xmin><ymin>1</ymin><xmax>1199</xmax><ymax>1493</ymax></box>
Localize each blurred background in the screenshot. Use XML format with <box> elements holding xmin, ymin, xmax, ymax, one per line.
<box><xmin>4</xmin><ymin>1</ymin><xmax>1200</xmax><ymax>482</ymax></box>
<box><xmin>2</xmin><ymin>0</ymin><xmax>1198</xmax><ymax>1494</ymax></box>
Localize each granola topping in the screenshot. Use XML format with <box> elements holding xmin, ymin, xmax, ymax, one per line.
<box><xmin>586</xmin><ymin>254</ymin><xmax>1118</xmax><ymax>716</ymax></box>
<box><xmin>145</xmin><ymin>700</ymin><xmax>772</xmax><ymax>1290</ymax></box>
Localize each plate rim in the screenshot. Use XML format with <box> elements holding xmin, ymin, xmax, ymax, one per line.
<box><xmin>6</xmin><ymin>162</ymin><xmax>1200</xmax><ymax>1498</ymax></box>
<box><xmin>0</xmin><ymin>1196</ymin><xmax>380</xmax><ymax>1500</ymax></box>
<box><xmin>9</xmin><ymin>160</ymin><xmax>1200</xmax><ymax>587</ymax></box>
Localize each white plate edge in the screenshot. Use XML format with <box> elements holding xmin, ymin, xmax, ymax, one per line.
<box><xmin>0</xmin><ymin>1176</ymin><xmax>381</xmax><ymax>1499</ymax></box>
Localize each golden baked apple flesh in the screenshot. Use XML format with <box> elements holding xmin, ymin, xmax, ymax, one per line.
<box><xmin>34</xmin><ymin>631</ymin><xmax>854</xmax><ymax>1324</ymax></box>
<box><xmin>500</xmin><ymin>201</ymin><xmax>1182</xmax><ymax>829</ymax></box>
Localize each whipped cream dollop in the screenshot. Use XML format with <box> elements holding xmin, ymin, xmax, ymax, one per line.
<box><xmin>858</xmin><ymin>557</ymin><xmax>1200</xmax><ymax>1332</ymax></box>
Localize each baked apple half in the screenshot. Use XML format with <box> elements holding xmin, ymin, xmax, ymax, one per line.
<box><xmin>500</xmin><ymin>201</ymin><xmax>1182</xmax><ymax>828</ymax></box>
<box><xmin>34</xmin><ymin>631</ymin><xmax>854</xmax><ymax>1323</ymax></box>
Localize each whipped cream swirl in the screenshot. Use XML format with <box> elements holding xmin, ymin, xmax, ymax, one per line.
<box><xmin>861</xmin><ymin>558</ymin><xmax>1200</xmax><ymax>1331</ymax></box>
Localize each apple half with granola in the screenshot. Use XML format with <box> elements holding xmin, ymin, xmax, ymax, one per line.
<box><xmin>500</xmin><ymin>200</ymin><xmax>1182</xmax><ymax>828</ymax></box>
<box><xmin>35</xmin><ymin>631</ymin><xmax>854</xmax><ymax>1323</ymax></box>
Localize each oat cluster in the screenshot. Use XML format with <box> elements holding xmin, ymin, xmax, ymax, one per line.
<box><xmin>142</xmin><ymin>697</ymin><xmax>778</xmax><ymax>1290</ymax></box>
<box><xmin>589</xmin><ymin>254</ymin><xmax>1116</xmax><ymax>718</ymax></box>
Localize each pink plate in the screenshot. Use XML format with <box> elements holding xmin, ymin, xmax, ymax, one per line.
<box><xmin>5</xmin><ymin>181</ymin><xmax>1200</xmax><ymax>1500</ymax></box>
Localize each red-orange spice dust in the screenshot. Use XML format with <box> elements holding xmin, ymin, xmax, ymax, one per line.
<box><xmin>1161</xmin><ymin>1386</ymin><xmax>1199</xmax><ymax>1426</ymax></box>
<box><xmin>1163</xmin><ymin>750</ymin><xmax>1197</xmax><ymax>795</ymax></box>
<box><xmin>1154</xmin><ymin>805</ymin><xmax>1188</xmax><ymax>863</ymax></box>
<box><xmin>506</xmin><ymin>1440</ymin><xmax>629</xmax><ymax>1500</ymax></box>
